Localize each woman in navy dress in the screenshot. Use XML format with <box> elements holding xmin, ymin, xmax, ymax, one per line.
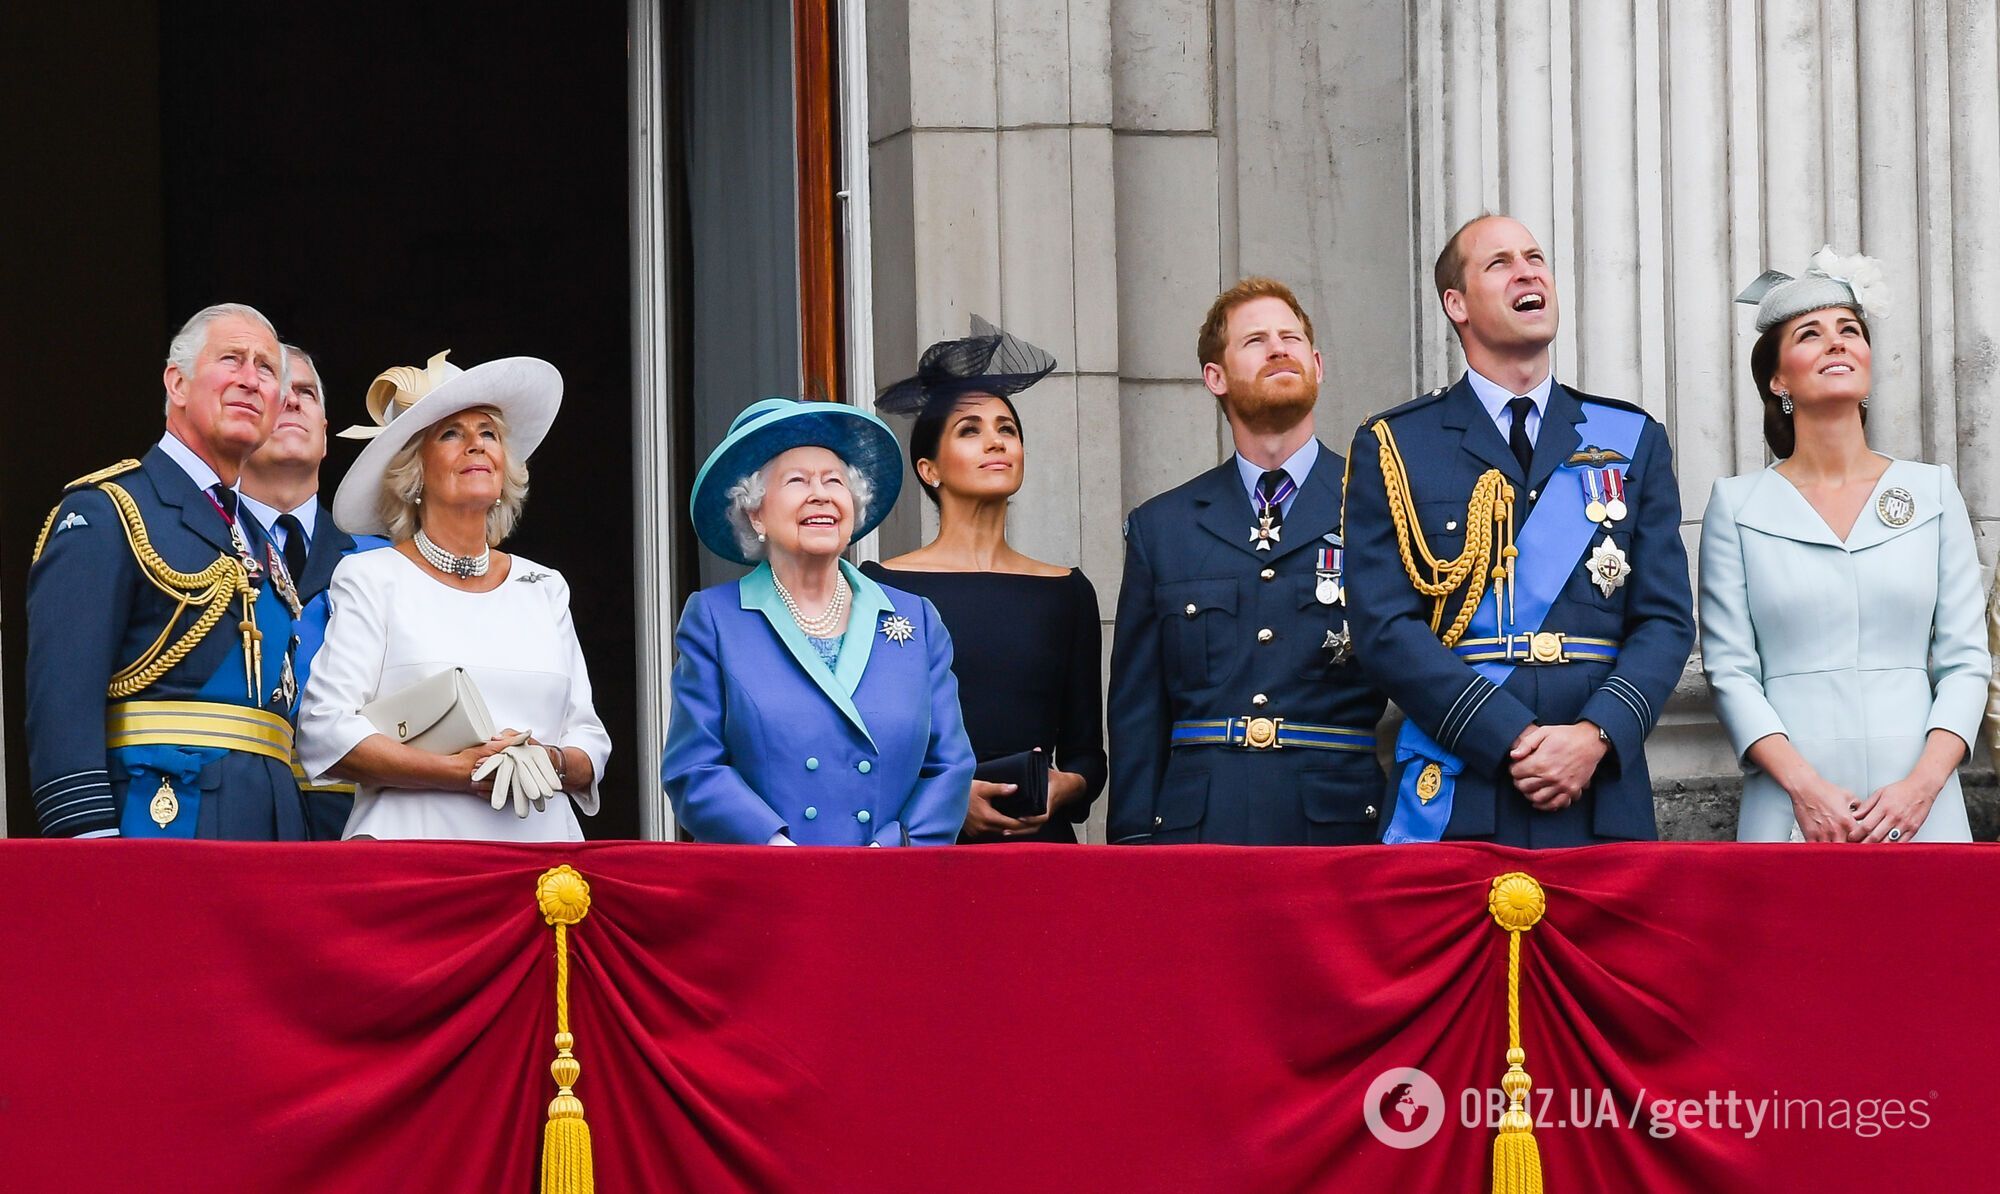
<box><xmin>864</xmin><ymin>318</ymin><xmax>1106</xmax><ymax>842</ymax></box>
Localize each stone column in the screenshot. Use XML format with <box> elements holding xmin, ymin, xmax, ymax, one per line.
<box><xmin>866</xmin><ymin>0</ymin><xmax>1121</xmax><ymax>593</ymax></box>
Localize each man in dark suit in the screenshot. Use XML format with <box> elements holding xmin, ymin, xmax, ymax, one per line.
<box><xmin>1343</xmin><ymin>214</ymin><xmax>1694</xmax><ymax>846</ymax></box>
<box><xmin>27</xmin><ymin>304</ymin><xmax>308</xmax><ymax>839</ymax></box>
<box><xmin>1109</xmin><ymin>278</ymin><xmax>1387</xmax><ymax>844</ymax></box>
<box><xmin>240</xmin><ymin>344</ymin><xmax>374</xmax><ymax>839</ymax></box>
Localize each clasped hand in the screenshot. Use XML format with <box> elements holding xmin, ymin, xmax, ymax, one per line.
<box><xmin>465</xmin><ymin>729</ymin><xmax>563</xmax><ymax>818</ymax></box>
<box><xmin>1507</xmin><ymin>722</ymin><xmax>1608</xmax><ymax>811</ymax></box>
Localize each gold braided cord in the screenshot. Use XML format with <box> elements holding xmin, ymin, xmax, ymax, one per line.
<box><xmin>537</xmin><ymin>866</ymin><xmax>595</xmax><ymax>1194</ymax></box>
<box><xmin>1487</xmin><ymin>873</ymin><xmax>1547</xmax><ymax>1194</ymax></box>
<box><xmin>94</xmin><ymin>482</ymin><xmax>251</xmax><ymax>699</ymax></box>
<box><xmin>1370</xmin><ymin>420</ymin><xmax>1517</xmax><ymax>646</ymax></box>
<box><xmin>32</xmin><ymin>505</ymin><xmax>60</xmax><ymax>563</ymax></box>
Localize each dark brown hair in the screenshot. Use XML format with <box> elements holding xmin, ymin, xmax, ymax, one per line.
<box><xmin>909</xmin><ymin>391</ymin><xmax>1024</xmax><ymax>506</ymax></box>
<box><xmin>1197</xmin><ymin>277</ymin><xmax>1316</xmax><ymax>369</ymax></box>
<box><xmin>1748</xmin><ymin>306</ymin><xmax>1871</xmax><ymax>459</ymax></box>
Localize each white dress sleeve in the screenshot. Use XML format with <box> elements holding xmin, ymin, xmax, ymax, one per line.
<box><xmin>296</xmin><ymin>557</ymin><xmax>392</xmax><ymax>784</ymax></box>
<box><xmin>543</xmin><ymin>570</ymin><xmax>612</xmax><ymax>815</ymax></box>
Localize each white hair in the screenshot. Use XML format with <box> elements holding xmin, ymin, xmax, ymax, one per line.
<box><xmin>725</xmin><ymin>455</ymin><xmax>875</xmax><ymax>561</ymax></box>
<box><xmin>162</xmin><ymin>303</ymin><xmax>287</xmax><ymax>412</ymax></box>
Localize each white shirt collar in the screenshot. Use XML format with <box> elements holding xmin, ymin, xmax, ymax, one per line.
<box><xmin>1464</xmin><ymin>368</ymin><xmax>1556</xmax><ymax>424</ymax></box>
<box><xmin>238</xmin><ymin>493</ymin><xmax>318</xmax><ymax>543</ymax></box>
<box><xmin>157</xmin><ymin>431</ymin><xmax>226</xmax><ymax>496</ymax></box>
<box><xmin>1234</xmin><ymin>436</ymin><xmax>1321</xmax><ymax>504</ymax></box>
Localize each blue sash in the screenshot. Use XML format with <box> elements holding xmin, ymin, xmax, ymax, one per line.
<box><xmin>1383</xmin><ymin>401</ymin><xmax>1646</xmax><ymax>843</ymax></box>
<box><xmin>118</xmin><ymin>570</ymin><xmax>297</xmax><ymax>838</ymax></box>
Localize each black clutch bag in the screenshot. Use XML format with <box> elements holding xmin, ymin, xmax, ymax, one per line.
<box><xmin>976</xmin><ymin>748</ymin><xmax>1050</xmax><ymax>819</ymax></box>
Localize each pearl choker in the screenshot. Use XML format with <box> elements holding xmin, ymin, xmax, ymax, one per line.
<box><xmin>414</xmin><ymin>527</ymin><xmax>491</xmax><ymax>578</ymax></box>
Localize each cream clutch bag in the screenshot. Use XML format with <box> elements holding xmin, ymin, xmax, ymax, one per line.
<box><xmin>357</xmin><ymin>667</ymin><xmax>496</xmax><ymax>754</ymax></box>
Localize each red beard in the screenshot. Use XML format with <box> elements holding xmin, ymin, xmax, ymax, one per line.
<box><xmin>1225</xmin><ymin>360</ymin><xmax>1318</xmax><ymax>434</ymax></box>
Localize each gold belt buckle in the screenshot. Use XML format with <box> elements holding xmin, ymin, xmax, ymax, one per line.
<box><xmin>1528</xmin><ymin>631</ymin><xmax>1566</xmax><ymax>665</ymax></box>
<box><xmin>1240</xmin><ymin>716</ymin><xmax>1283</xmax><ymax>749</ymax></box>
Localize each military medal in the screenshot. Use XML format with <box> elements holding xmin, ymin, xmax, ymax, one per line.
<box><xmin>267</xmin><ymin>545</ymin><xmax>303</xmax><ymax>618</ymax></box>
<box><xmin>1315</xmin><ymin>546</ymin><xmax>1343</xmax><ymax>605</ymax></box>
<box><xmin>1603</xmin><ymin>468</ymin><xmax>1629</xmax><ymax>523</ymax></box>
<box><xmin>1877</xmin><ymin>486</ymin><xmax>1915</xmax><ymax>527</ymax></box>
<box><xmin>1249</xmin><ymin>472</ymin><xmax>1297</xmax><ymax>552</ymax></box>
<box><xmin>229</xmin><ymin>520</ymin><xmax>263</xmax><ymax>582</ymax></box>
<box><xmin>273</xmin><ymin>651</ymin><xmax>298</xmax><ymax>710</ymax></box>
<box><xmin>150</xmin><ymin>777</ymin><xmax>180</xmax><ymax>827</ymax></box>
<box><xmin>1580</xmin><ymin>469</ymin><xmax>1609</xmax><ymax>524</ymax></box>
<box><xmin>1587</xmin><ymin>536</ymin><xmax>1632</xmax><ymax>597</ymax></box>
<box><xmin>1416</xmin><ymin>762</ymin><xmax>1443</xmax><ymax>804</ymax></box>
<box><xmin>1250</xmin><ymin>512</ymin><xmax>1282</xmax><ymax>552</ymax></box>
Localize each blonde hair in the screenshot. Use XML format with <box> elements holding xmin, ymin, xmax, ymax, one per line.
<box><xmin>378</xmin><ymin>406</ymin><xmax>531</xmax><ymax>544</ymax></box>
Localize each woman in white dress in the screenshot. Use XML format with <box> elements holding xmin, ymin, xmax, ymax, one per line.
<box><xmin>297</xmin><ymin>352</ymin><xmax>611</xmax><ymax>841</ymax></box>
<box><xmin>1702</xmin><ymin>249</ymin><xmax>1988</xmax><ymax>842</ymax></box>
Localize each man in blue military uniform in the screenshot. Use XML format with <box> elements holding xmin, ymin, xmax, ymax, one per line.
<box><xmin>240</xmin><ymin>344</ymin><xmax>385</xmax><ymax>839</ymax></box>
<box><xmin>1343</xmin><ymin>215</ymin><xmax>1694</xmax><ymax>846</ymax></box>
<box><xmin>1109</xmin><ymin>278</ymin><xmax>1387</xmax><ymax>844</ymax></box>
<box><xmin>26</xmin><ymin>303</ymin><xmax>309</xmax><ymax>839</ymax></box>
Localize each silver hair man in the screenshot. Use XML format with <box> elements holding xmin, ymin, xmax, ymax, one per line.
<box><xmin>163</xmin><ymin>303</ymin><xmax>287</xmax><ymax>412</ymax></box>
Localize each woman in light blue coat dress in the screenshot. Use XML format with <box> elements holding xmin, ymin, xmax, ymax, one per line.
<box><xmin>661</xmin><ymin>397</ymin><xmax>975</xmax><ymax>845</ymax></box>
<box><xmin>1702</xmin><ymin>249</ymin><xmax>1989</xmax><ymax>842</ymax></box>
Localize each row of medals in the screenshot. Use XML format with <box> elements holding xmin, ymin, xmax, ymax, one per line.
<box><xmin>149</xmin><ymin>526</ymin><xmax>305</xmax><ymax>829</ymax></box>
<box><xmin>1253</xmin><ymin>502</ymin><xmax>1354</xmax><ymax>667</ymax></box>
<box><xmin>1581</xmin><ymin>467</ymin><xmax>1633</xmax><ymax>598</ymax></box>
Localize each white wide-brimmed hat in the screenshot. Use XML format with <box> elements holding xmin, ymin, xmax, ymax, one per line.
<box><xmin>330</xmin><ymin>350</ymin><xmax>563</xmax><ymax>536</ymax></box>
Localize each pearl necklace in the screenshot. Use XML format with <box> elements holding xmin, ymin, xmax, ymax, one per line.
<box><xmin>773</xmin><ymin>571</ymin><xmax>849</xmax><ymax>637</ymax></box>
<box><xmin>414</xmin><ymin>527</ymin><xmax>491</xmax><ymax>578</ymax></box>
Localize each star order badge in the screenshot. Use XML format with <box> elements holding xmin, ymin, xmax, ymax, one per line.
<box><xmin>879</xmin><ymin>613</ymin><xmax>916</xmax><ymax>645</ymax></box>
<box><xmin>1587</xmin><ymin>536</ymin><xmax>1632</xmax><ymax>597</ymax></box>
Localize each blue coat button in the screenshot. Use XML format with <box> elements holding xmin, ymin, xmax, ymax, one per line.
<box><xmin>804</xmin><ymin>806</ymin><xmax>818</xmax><ymax>820</ymax></box>
<box><xmin>805</xmin><ymin>757</ymin><xmax>819</xmax><ymax>771</ymax></box>
<box><xmin>856</xmin><ymin>760</ymin><xmax>872</xmax><ymax>774</ymax></box>
<box><xmin>857</xmin><ymin>810</ymin><xmax>871</xmax><ymax>823</ymax></box>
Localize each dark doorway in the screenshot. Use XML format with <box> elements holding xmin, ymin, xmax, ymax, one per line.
<box><xmin>3</xmin><ymin>4</ymin><xmax>639</xmax><ymax>838</ymax></box>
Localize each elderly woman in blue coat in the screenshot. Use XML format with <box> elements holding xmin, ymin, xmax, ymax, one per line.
<box><xmin>662</xmin><ymin>397</ymin><xmax>974</xmax><ymax>845</ymax></box>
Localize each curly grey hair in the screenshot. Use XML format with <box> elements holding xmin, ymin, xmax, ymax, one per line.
<box><xmin>724</xmin><ymin>456</ymin><xmax>875</xmax><ymax>561</ymax></box>
<box><xmin>377</xmin><ymin>406</ymin><xmax>532</xmax><ymax>544</ymax></box>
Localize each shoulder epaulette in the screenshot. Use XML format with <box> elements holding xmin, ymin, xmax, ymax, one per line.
<box><xmin>1568</xmin><ymin>389</ymin><xmax>1651</xmax><ymax>418</ymax></box>
<box><xmin>1362</xmin><ymin>386</ymin><xmax>1451</xmax><ymax>429</ymax></box>
<box><xmin>65</xmin><ymin>459</ymin><xmax>142</xmax><ymax>490</ymax></box>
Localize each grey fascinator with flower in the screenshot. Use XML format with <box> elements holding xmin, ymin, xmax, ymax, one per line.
<box><xmin>1734</xmin><ymin>246</ymin><xmax>1892</xmax><ymax>333</ymax></box>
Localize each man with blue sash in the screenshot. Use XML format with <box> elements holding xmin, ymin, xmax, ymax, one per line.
<box><xmin>1109</xmin><ymin>278</ymin><xmax>1388</xmax><ymax>844</ymax></box>
<box><xmin>240</xmin><ymin>345</ymin><xmax>387</xmax><ymax>840</ymax></box>
<box><xmin>1344</xmin><ymin>216</ymin><xmax>1694</xmax><ymax>846</ymax></box>
<box><xmin>26</xmin><ymin>304</ymin><xmax>309</xmax><ymax>839</ymax></box>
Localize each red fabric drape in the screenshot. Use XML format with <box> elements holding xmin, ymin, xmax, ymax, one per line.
<box><xmin>3</xmin><ymin>841</ymin><xmax>1992</xmax><ymax>1191</ymax></box>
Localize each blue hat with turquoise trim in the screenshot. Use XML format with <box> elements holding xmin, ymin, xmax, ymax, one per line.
<box><xmin>690</xmin><ymin>397</ymin><xmax>904</xmax><ymax>564</ymax></box>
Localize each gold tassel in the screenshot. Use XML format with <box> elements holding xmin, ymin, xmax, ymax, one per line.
<box><xmin>537</xmin><ymin>866</ymin><xmax>595</xmax><ymax>1194</ymax></box>
<box><xmin>1488</xmin><ymin>872</ymin><xmax>1547</xmax><ymax>1194</ymax></box>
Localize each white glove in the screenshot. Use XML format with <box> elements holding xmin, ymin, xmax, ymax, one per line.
<box><xmin>474</xmin><ymin>743</ymin><xmax>564</xmax><ymax>818</ymax></box>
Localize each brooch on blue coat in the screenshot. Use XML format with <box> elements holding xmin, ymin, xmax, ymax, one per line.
<box><xmin>879</xmin><ymin>613</ymin><xmax>916</xmax><ymax>644</ymax></box>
